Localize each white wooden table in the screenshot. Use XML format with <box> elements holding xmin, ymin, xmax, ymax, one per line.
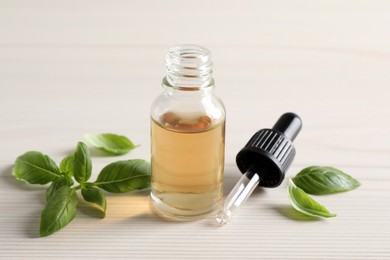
<box><xmin>1</xmin><ymin>1</ymin><xmax>389</xmax><ymax>259</ymax></box>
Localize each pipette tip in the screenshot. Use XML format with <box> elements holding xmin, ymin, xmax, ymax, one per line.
<box><xmin>216</xmin><ymin>208</ymin><xmax>232</xmax><ymax>225</ymax></box>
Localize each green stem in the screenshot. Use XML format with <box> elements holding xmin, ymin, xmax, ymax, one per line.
<box><xmin>73</xmin><ymin>185</ymin><xmax>82</xmax><ymax>190</ymax></box>
<box><xmin>73</xmin><ymin>182</ymin><xmax>94</xmax><ymax>190</ymax></box>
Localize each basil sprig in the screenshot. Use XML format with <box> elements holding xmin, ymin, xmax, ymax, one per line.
<box><xmin>95</xmin><ymin>160</ymin><xmax>150</xmax><ymax>193</ymax></box>
<box><xmin>288</xmin><ymin>179</ymin><xmax>336</xmax><ymax>218</ymax></box>
<box><xmin>288</xmin><ymin>166</ymin><xmax>360</xmax><ymax>219</ymax></box>
<box><xmin>40</xmin><ymin>186</ymin><xmax>78</xmax><ymax>237</ymax></box>
<box><xmin>73</xmin><ymin>142</ymin><xmax>92</xmax><ymax>185</ymax></box>
<box><xmin>293</xmin><ymin>166</ymin><xmax>360</xmax><ymax>195</ymax></box>
<box><xmin>84</xmin><ymin>133</ymin><xmax>138</xmax><ymax>155</ymax></box>
<box><xmin>13</xmin><ymin>151</ymin><xmax>62</xmax><ymax>184</ymax></box>
<box><xmin>13</xmin><ymin>137</ymin><xmax>150</xmax><ymax>237</ymax></box>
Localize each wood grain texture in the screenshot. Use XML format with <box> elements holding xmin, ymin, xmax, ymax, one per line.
<box><xmin>0</xmin><ymin>1</ymin><xmax>389</xmax><ymax>259</ymax></box>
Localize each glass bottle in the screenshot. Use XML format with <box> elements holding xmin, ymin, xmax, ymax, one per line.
<box><xmin>150</xmin><ymin>44</ymin><xmax>226</xmax><ymax>221</ymax></box>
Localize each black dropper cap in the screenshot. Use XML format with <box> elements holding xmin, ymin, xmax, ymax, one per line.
<box><xmin>236</xmin><ymin>113</ymin><xmax>302</xmax><ymax>188</ymax></box>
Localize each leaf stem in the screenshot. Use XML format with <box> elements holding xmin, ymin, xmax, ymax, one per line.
<box><xmin>73</xmin><ymin>185</ymin><xmax>82</xmax><ymax>190</ymax></box>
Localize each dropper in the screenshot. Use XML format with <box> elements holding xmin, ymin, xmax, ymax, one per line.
<box><xmin>216</xmin><ymin>113</ymin><xmax>302</xmax><ymax>224</ymax></box>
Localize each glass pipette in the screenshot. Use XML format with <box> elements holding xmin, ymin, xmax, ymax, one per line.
<box><xmin>216</xmin><ymin>113</ymin><xmax>302</xmax><ymax>224</ymax></box>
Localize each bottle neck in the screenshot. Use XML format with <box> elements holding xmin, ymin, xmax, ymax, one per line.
<box><xmin>162</xmin><ymin>78</ymin><xmax>214</xmax><ymax>99</ymax></box>
<box><xmin>164</xmin><ymin>44</ymin><xmax>214</xmax><ymax>90</ymax></box>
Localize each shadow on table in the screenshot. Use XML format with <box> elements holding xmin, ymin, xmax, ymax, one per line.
<box><xmin>1</xmin><ymin>165</ymin><xmax>43</xmax><ymax>238</ymax></box>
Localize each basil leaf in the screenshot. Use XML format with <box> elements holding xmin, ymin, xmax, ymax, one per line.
<box><xmin>81</xmin><ymin>187</ymin><xmax>107</xmax><ymax>217</ymax></box>
<box><xmin>95</xmin><ymin>159</ymin><xmax>150</xmax><ymax>193</ymax></box>
<box><xmin>46</xmin><ymin>176</ymin><xmax>74</xmax><ymax>202</ymax></box>
<box><xmin>40</xmin><ymin>186</ymin><xmax>78</xmax><ymax>237</ymax></box>
<box><xmin>293</xmin><ymin>166</ymin><xmax>360</xmax><ymax>195</ymax></box>
<box><xmin>84</xmin><ymin>133</ymin><xmax>138</xmax><ymax>155</ymax></box>
<box><xmin>73</xmin><ymin>142</ymin><xmax>92</xmax><ymax>184</ymax></box>
<box><xmin>288</xmin><ymin>179</ymin><xmax>336</xmax><ymax>218</ymax></box>
<box><xmin>13</xmin><ymin>151</ymin><xmax>61</xmax><ymax>184</ymax></box>
<box><xmin>59</xmin><ymin>154</ymin><xmax>74</xmax><ymax>177</ymax></box>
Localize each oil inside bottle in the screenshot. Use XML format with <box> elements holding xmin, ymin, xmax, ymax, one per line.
<box><xmin>151</xmin><ymin>112</ymin><xmax>225</xmax><ymax>220</ymax></box>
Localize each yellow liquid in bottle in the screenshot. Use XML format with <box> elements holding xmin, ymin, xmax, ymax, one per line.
<box><xmin>151</xmin><ymin>112</ymin><xmax>225</xmax><ymax>220</ymax></box>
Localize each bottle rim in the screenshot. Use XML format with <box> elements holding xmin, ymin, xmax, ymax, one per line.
<box><xmin>165</xmin><ymin>44</ymin><xmax>213</xmax><ymax>89</ymax></box>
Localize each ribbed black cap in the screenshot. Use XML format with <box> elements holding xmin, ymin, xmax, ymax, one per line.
<box><xmin>236</xmin><ymin>113</ymin><xmax>302</xmax><ymax>188</ymax></box>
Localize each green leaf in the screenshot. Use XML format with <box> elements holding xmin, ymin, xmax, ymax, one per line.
<box><xmin>94</xmin><ymin>159</ymin><xmax>150</xmax><ymax>193</ymax></box>
<box><xmin>46</xmin><ymin>176</ymin><xmax>74</xmax><ymax>202</ymax></box>
<box><xmin>59</xmin><ymin>154</ymin><xmax>74</xmax><ymax>177</ymax></box>
<box><xmin>288</xmin><ymin>179</ymin><xmax>336</xmax><ymax>218</ymax></box>
<box><xmin>73</xmin><ymin>142</ymin><xmax>92</xmax><ymax>184</ymax></box>
<box><xmin>84</xmin><ymin>133</ymin><xmax>138</xmax><ymax>155</ymax></box>
<box><xmin>13</xmin><ymin>151</ymin><xmax>61</xmax><ymax>184</ymax></box>
<box><xmin>81</xmin><ymin>187</ymin><xmax>107</xmax><ymax>217</ymax></box>
<box><xmin>40</xmin><ymin>186</ymin><xmax>78</xmax><ymax>237</ymax></box>
<box><xmin>293</xmin><ymin>166</ymin><xmax>361</xmax><ymax>195</ymax></box>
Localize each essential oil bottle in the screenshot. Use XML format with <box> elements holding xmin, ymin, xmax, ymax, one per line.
<box><xmin>150</xmin><ymin>44</ymin><xmax>226</xmax><ymax>221</ymax></box>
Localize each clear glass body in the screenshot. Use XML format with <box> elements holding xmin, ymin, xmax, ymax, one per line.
<box><xmin>150</xmin><ymin>45</ymin><xmax>226</xmax><ymax>221</ymax></box>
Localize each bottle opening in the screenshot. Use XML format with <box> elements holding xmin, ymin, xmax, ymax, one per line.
<box><xmin>165</xmin><ymin>44</ymin><xmax>213</xmax><ymax>89</ymax></box>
